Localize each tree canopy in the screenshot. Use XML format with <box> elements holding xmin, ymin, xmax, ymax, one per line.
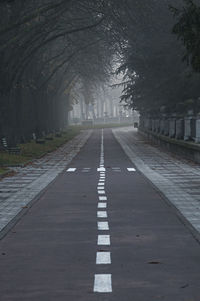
<box><xmin>1</xmin><ymin>0</ymin><xmax>200</xmax><ymax>143</ymax></box>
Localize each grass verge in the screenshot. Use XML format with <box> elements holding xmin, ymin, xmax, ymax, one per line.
<box><xmin>0</xmin><ymin>127</ymin><xmax>81</xmax><ymax>167</ymax></box>
<box><xmin>0</xmin><ymin>167</ymin><xmax>9</xmax><ymax>176</ymax></box>
<box><xmin>0</xmin><ymin>123</ymin><xmax>132</xmax><ymax>167</ymax></box>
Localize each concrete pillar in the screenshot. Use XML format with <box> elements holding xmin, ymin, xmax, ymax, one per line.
<box><xmin>151</xmin><ymin>119</ymin><xmax>155</xmax><ymax>132</ymax></box>
<box><xmin>195</xmin><ymin>118</ymin><xmax>200</xmax><ymax>143</ymax></box>
<box><xmin>191</xmin><ymin>118</ymin><xmax>196</xmax><ymax>140</ymax></box>
<box><xmin>155</xmin><ymin>119</ymin><xmax>160</xmax><ymax>133</ymax></box>
<box><xmin>175</xmin><ymin>119</ymin><xmax>184</xmax><ymax>139</ymax></box>
<box><xmin>144</xmin><ymin>118</ymin><xmax>149</xmax><ymax>130</ymax></box>
<box><xmin>160</xmin><ymin>119</ymin><xmax>165</xmax><ymax>134</ymax></box>
<box><xmin>169</xmin><ymin>118</ymin><xmax>176</xmax><ymax>138</ymax></box>
<box><xmin>149</xmin><ymin>118</ymin><xmax>152</xmax><ymax>131</ymax></box>
<box><xmin>184</xmin><ymin>117</ymin><xmax>192</xmax><ymax>140</ymax></box>
<box><xmin>164</xmin><ymin>119</ymin><xmax>169</xmax><ymax>136</ymax></box>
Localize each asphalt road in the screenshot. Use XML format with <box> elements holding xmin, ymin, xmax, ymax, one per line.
<box><xmin>0</xmin><ymin>129</ymin><xmax>200</xmax><ymax>301</ymax></box>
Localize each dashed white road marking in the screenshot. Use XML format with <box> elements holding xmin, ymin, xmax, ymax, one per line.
<box><xmin>97</xmin><ymin>167</ymin><xmax>106</xmax><ymax>172</ymax></box>
<box><xmin>98</xmin><ymin>221</ymin><xmax>109</xmax><ymax>230</ymax></box>
<box><xmin>97</xmin><ymin>186</ymin><xmax>104</xmax><ymax>190</ymax></box>
<box><xmin>94</xmin><ymin>274</ymin><xmax>112</xmax><ymax>293</ymax></box>
<box><xmin>96</xmin><ymin>252</ymin><xmax>111</xmax><ymax>264</ymax></box>
<box><xmin>97</xmin><ymin>211</ymin><xmax>107</xmax><ymax>218</ymax></box>
<box><xmin>127</xmin><ymin>168</ymin><xmax>136</xmax><ymax>172</ymax></box>
<box><xmin>66</xmin><ymin>168</ymin><xmax>76</xmax><ymax>172</ymax></box>
<box><xmin>94</xmin><ymin>130</ymin><xmax>112</xmax><ymax>294</ymax></box>
<box><xmin>99</xmin><ymin>196</ymin><xmax>107</xmax><ymax>201</ymax></box>
<box><xmin>98</xmin><ymin>190</ymin><xmax>105</xmax><ymax>194</ymax></box>
<box><xmin>98</xmin><ymin>235</ymin><xmax>110</xmax><ymax>245</ymax></box>
<box><xmin>98</xmin><ymin>202</ymin><xmax>107</xmax><ymax>208</ymax></box>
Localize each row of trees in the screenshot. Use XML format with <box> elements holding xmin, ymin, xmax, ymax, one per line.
<box><xmin>0</xmin><ymin>0</ymin><xmax>118</xmax><ymax>144</ymax></box>
<box><xmin>112</xmin><ymin>0</ymin><xmax>200</xmax><ymax>117</ymax></box>
<box><xmin>1</xmin><ymin>0</ymin><xmax>200</xmax><ymax>144</ymax></box>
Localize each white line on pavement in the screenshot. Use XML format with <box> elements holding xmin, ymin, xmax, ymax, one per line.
<box><xmin>94</xmin><ymin>274</ymin><xmax>112</xmax><ymax>293</ymax></box>
<box><xmin>98</xmin><ymin>202</ymin><xmax>107</xmax><ymax>208</ymax></box>
<box><xmin>98</xmin><ymin>221</ymin><xmax>109</xmax><ymax>230</ymax></box>
<box><xmin>97</xmin><ymin>167</ymin><xmax>106</xmax><ymax>172</ymax></box>
<box><xmin>96</xmin><ymin>252</ymin><xmax>111</xmax><ymax>264</ymax></box>
<box><xmin>127</xmin><ymin>167</ymin><xmax>136</xmax><ymax>172</ymax></box>
<box><xmin>66</xmin><ymin>168</ymin><xmax>76</xmax><ymax>172</ymax></box>
<box><xmin>97</xmin><ymin>211</ymin><xmax>107</xmax><ymax>218</ymax></box>
<box><xmin>99</xmin><ymin>196</ymin><xmax>107</xmax><ymax>201</ymax></box>
<box><xmin>98</xmin><ymin>190</ymin><xmax>105</xmax><ymax>194</ymax></box>
<box><xmin>98</xmin><ymin>235</ymin><xmax>110</xmax><ymax>245</ymax></box>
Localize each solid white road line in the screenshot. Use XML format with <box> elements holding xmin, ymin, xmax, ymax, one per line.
<box><xmin>66</xmin><ymin>168</ymin><xmax>76</xmax><ymax>172</ymax></box>
<box><xmin>98</xmin><ymin>234</ymin><xmax>110</xmax><ymax>245</ymax></box>
<box><xmin>96</xmin><ymin>252</ymin><xmax>111</xmax><ymax>264</ymax></box>
<box><xmin>98</xmin><ymin>202</ymin><xmax>107</xmax><ymax>208</ymax></box>
<box><xmin>127</xmin><ymin>167</ymin><xmax>136</xmax><ymax>171</ymax></box>
<box><xmin>97</xmin><ymin>211</ymin><xmax>107</xmax><ymax>218</ymax></box>
<box><xmin>94</xmin><ymin>274</ymin><xmax>112</xmax><ymax>293</ymax></box>
<box><xmin>98</xmin><ymin>221</ymin><xmax>109</xmax><ymax>230</ymax></box>
<box><xmin>99</xmin><ymin>196</ymin><xmax>107</xmax><ymax>201</ymax></box>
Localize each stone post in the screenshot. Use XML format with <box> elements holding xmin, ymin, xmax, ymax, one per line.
<box><xmin>169</xmin><ymin>117</ymin><xmax>176</xmax><ymax>138</ymax></box>
<box><xmin>195</xmin><ymin>116</ymin><xmax>200</xmax><ymax>143</ymax></box>
<box><xmin>175</xmin><ymin>119</ymin><xmax>184</xmax><ymax>139</ymax></box>
<box><xmin>155</xmin><ymin>119</ymin><xmax>160</xmax><ymax>133</ymax></box>
<box><xmin>164</xmin><ymin>118</ymin><xmax>169</xmax><ymax>136</ymax></box>
<box><xmin>184</xmin><ymin>117</ymin><xmax>192</xmax><ymax>141</ymax></box>
<box><xmin>160</xmin><ymin>119</ymin><xmax>165</xmax><ymax>134</ymax></box>
<box><xmin>151</xmin><ymin>119</ymin><xmax>155</xmax><ymax>132</ymax></box>
<box><xmin>191</xmin><ymin>118</ymin><xmax>196</xmax><ymax>141</ymax></box>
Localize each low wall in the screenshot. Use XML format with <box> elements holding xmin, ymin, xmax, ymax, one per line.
<box><xmin>139</xmin><ymin>129</ymin><xmax>200</xmax><ymax>164</ymax></box>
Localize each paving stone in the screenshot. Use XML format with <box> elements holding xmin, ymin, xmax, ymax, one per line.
<box><xmin>0</xmin><ymin>130</ymin><xmax>91</xmax><ymax>233</ymax></box>
<box><xmin>113</xmin><ymin>127</ymin><xmax>200</xmax><ymax>235</ymax></box>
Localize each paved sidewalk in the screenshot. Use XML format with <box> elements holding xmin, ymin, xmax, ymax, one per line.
<box><xmin>113</xmin><ymin>127</ymin><xmax>200</xmax><ymax>237</ymax></box>
<box><xmin>0</xmin><ymin>130</ymin><xmax>91</xmax><ymax>235</ymax></box>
